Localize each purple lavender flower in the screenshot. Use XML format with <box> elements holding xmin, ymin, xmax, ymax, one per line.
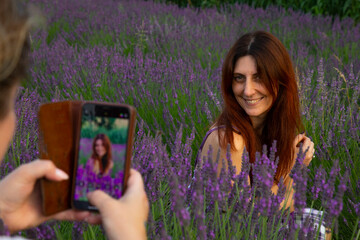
<box><xmin>310</xmin><ymin>166</ymin><xmax>326</xmax><ymax>200</ymax></box>
<box><xmin>290</xmin><ymin>143</ymin><xmax>308</xmax><ymax>214</ymax></box>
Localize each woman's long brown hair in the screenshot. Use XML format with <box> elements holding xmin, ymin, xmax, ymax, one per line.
<box><xmin>217</xmin><ymin>31</ymin><xmax>304</xmax><ymax>183</ymax></box>
<box><xmin>91</xmin><ymin>133</ymin><xmax>113</xmax><ymax>175</ymax></box>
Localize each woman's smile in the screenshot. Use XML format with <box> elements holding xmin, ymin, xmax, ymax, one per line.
<box><xmin>243</xmin><ymin>97</ymin><xmax>264</xmax><ymax>105</ymax></box>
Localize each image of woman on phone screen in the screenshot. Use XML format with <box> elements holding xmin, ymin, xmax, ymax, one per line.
<box><xmin>86</xmin><ymin>133</ymin><xmax>114</xmax><ymax>176</ymax></box>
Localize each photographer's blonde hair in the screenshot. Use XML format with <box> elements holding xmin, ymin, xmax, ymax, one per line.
<box><xmin>0</xmin><ymin>0</ymin><xmax>43</xmax><ymax>119</ymax></box>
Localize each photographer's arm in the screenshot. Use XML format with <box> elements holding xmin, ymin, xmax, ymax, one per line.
<box><xmin>0</xmin><ymin>160</ymin><xmax>90</xmax><ymax>233</ymax></box>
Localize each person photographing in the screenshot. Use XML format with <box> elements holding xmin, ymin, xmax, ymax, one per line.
<box><xmin>0</xmin><ymin>0</ymin><xmax>149</xmax><ymax>239</ymax></box>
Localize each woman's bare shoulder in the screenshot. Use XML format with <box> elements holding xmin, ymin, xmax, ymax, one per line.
<box><xmin>204</xmin><ymin>128</ymin><xmax>221</xmax><ymax>144</ymax></box>
<box><xmin>200</xmin><ymin>128</ymin><xmax>246</xmax><ymax>175</ymax></box>
<box><xmin>203</xmin><ymin>129</ymin><xmax>244</xmax><ymax>152</ymax></box>
<box><xmin>200</xmin><ymin>129</ymin><xmax>223</xmax><ymax>158</ymax></box>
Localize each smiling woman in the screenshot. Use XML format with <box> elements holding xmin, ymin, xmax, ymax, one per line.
<box><xmin>196</xmin><ymin>31</ymin><xmax>326</xmax><ymax>238</ymax></box>
<box><xmin>197</xmin><ymin>31</ymin><xmax>311</xmax><ymax>182</ymax></box>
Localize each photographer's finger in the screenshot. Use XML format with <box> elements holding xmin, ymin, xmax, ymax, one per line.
<box><xmin>125</xmin><ymin>169</ymin><xmax>149</xmax><ymax>214</ymax></box>
<box><xmin>87</xmin><ymin>190</ymin><xmax>115</xmax><ymax>212</ymax></box>
<box><xmin>125</xmin><ymin>169</ymin><xmax>145</xmax><ymax>195</ymax></box>
<box><xmin>53</xmin><ymin>209</ymin><xmax>91</xmax><ymax>222</ymax></box>
<box><xmin>84</xmin><ymin>213</ymin><xmax>102</xmax><ymax>225</ymax></box>
<box><xmin>20</xmin><ymin>160</ymin><xmax>68</xmax><ymax>182</ymax></box>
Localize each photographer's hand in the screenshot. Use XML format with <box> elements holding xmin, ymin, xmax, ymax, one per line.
<box><xmin>86</xmin><ymin>169</ymin><xmax>149</xmax><ymax>240</ymax></box>
<box><xmin>0</xmin><ymin>159</ymin><xmax>90</xmax><ymax>233</ymax></box>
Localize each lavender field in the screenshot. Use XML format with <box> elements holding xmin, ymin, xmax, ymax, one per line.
<box><xmin>1</xmin><ymin>0</ymin><xmax>359</xmax><ymax>239</ymax></box>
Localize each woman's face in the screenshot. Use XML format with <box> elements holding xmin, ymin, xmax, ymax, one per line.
<box><xmin>95</xmin><ymin>139</ymin><xmax>106</xmax><ymax>158</ymax></box>
<box><xmin>232</xmin><ymin>55</ymin><xmax>273</xmax><ymax>127</ymax></box>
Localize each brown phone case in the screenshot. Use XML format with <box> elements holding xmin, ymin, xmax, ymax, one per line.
<box><xmin>38</xmin><ymin>101</ymin><xmax>82</xmax><ymax>216</ymax></box>
<box><xmin>39</xmin><ymin>101</ymin><xmax>136</xmax><ymax>215</ymax></box>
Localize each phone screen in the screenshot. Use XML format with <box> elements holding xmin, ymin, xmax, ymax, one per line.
<box><xmin>73</xmin><ymin>103</ymin><xmax>130</xmax><ymax>210</ymax></box>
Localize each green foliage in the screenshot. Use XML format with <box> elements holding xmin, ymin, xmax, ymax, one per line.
<box><xmin>46</xmin><ymin>18</ymin><xmax>71</xmax><ymax>45</ymax></box>
<box><xmin>80</xmin><ymin>127</ymin><xmax>128</xmax><ymax>144</ymax></box>
<box><xmin>88</xmin><ymin>30</ymin><xmax>116</xmax><ymax>48</ymax></box>
<box><xmin>52</xmin><ymin>222</ymin><xmax>106</xmax><ymax>240</ymax></box>
<box><xmin>153</xmin><ymin>0</ymin><xmax>360</xmax><ymax>23</ymax></box>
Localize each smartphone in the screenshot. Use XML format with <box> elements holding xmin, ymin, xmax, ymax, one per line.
<box><xmin>72</xmin><ymin>102</ymin><xmax>136</xmax><ymax>211</ymax></box>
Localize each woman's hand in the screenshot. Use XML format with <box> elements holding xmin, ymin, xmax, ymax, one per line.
<box><xmin>293</xmin><ymin>133</ymin><xmax>315</xmax><ymax>166</ymax></box>
<box><xmin>86</xmin><ymin>169</ymin><xmax>149</xmax><ymax>240</ymax></box>
<box><xmin>0</xmin><ymin>160</ymin><xmax>91</xmax><ymax>233</ymax></box>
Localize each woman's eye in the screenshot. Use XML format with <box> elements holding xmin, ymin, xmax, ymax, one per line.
<box><xmin>234</xmin><ymin>76</ymin><xmax>245</xmax><ymax>82</ymax></box>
